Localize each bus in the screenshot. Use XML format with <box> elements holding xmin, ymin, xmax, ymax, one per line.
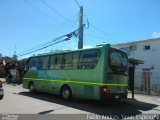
<box><xmin>23</xmin><ymin>44</ymin><xmax>128</xmax><ymax>101</ymax></box>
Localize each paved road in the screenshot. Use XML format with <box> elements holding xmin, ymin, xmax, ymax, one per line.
<box><xmin>0</xmin><ymin>83</ymin><xmax>160</xmax><ymax>119</ymax></box>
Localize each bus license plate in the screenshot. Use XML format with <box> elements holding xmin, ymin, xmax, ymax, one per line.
<box><xmin>115</xmin><ymin>95</ymin><xmax>119</xmax><ymax>99</ymax></box>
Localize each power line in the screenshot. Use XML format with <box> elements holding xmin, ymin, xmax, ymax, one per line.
<box><xmin>22</xmin><ymin>0</ymin><xmax>80</xmax><ymax>57</ymax></box>
<box><xmin>24</xmin><ymin>0</ymin><xmax>79</xmax><ymax>36</ymax></box>
<box><xmin>83</xmin><ymin>14</ymin><xmax>126</xmax><ymax>43</ymax></box>
<box><xmin>60</xmin><ymin>18</ymin><xmax>79</xmax><ymax>35</ymax></box>
<box><xmin>84</xmin><ymin>33</ymin><xmax>109</xmax><ymax>41</ymax></box>
<box><xmin>89</xmin><ymin>22</ymin><xmax>127</xmax><ymax>43</ymax></box>
<box><xmin>18</xmin><ymin>40</ymin><xmax>65</xmax><ymax>57</ymax></box>
<box><xmin>23</xmin><ymin>0</ymin><xmax>60</xmax><ymax>24</ymax></box>
<box><xmin>89</xmin><ymin>23</ymin><xmax>118</xmax><ymax>41</ymax></box>
<box><xmin>18</xmin><ymin>30</ymin><xmax>78</xmax><ymax>57</ymax></box>
<box><xmin>74</xmin><ymin>0</ymin><xmax>80</xmax><ymax>8</ymax></box>
<box><xmin>18</xmin><ymin>35</ymin><xmax>64</xmax><ymax>55</ymax></box>
<box><xmin>40</xmin><ymin>0</ymin><xmax>76</xmax><ymax>25</ymax></box>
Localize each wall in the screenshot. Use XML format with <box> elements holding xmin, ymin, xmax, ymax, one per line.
<box><xmin>113</xmin><ymin>38</ymin><xmax>160</xmax><ymax>94</ymax></box>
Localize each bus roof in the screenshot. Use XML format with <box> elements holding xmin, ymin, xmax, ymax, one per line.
<box><xmin>29</xmin><ymin>43</ymin><xmax>111</xmax><ymax>58</ymax></box>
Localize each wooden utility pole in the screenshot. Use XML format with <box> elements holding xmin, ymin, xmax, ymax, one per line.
<box><xmin>78</xmin><ymin>6</ymin><xmax>83</xmax><ymax>49</ymax></box>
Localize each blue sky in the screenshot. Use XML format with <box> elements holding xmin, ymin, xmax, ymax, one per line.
<box><xmin>0</xmin><ymin>0</ymin><xmax>160</xmax><ymax>59</ymax></box>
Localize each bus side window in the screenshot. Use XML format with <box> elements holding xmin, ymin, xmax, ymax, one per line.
<box><xmin>24</xmin><ymin>59</ymin><xmax>29</xmax><ymax>71</ymax></box>
<box><xmin>37</xmin><ymin>56</ymin><xmax>49</xmax><ymax>70</ymax></box>
<box><xmin>79</xmin><ymin>50</ymin><xmax>99</xmax><ymax>69</ymax></box>
<box><xmin>29</xmin><ymin>58</ymin><xmax>38</xmax><ymax>70</ymax></box>
<box><xmin>63</xmin><ymin>53</ymin><xmax>73</xmax><ymax>69</ymax></box>
<box><xmin>50</xmin><ymin>55</ymin><xmax>63</xmax><ymax>70</ymax></box>
<box><xmin>37</xmin><ymin>57</ymin><xmax>42</xmax><ymax>69</ymax></box>
<box><xmin>55</xmin><ymin>55</ymin><xmax>63</xmax><ymax>69</ymax></box>
<box><xmin>72</xmin><ymin>52</ymin><xmax>80</xmax><ymax>69</ymax></box>
<box><xmin>50</xmin><ymin>55</ymin><xmax>56</xmax><ymax>69</ymax></box>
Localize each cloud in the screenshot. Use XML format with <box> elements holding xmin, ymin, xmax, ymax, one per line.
<box><xmin>151</xmin><ymin>32</ymin><xmax>160</xmax><ymax>38</ymax></box>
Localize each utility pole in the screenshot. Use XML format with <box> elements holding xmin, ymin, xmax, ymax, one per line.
<box><xmin>78</xmin><ymin>6</ymin><xmax>83</xmax><ymax>49</ymax></box>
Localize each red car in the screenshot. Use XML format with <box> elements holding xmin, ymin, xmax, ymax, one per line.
<box><xmin>0</xmin><ymin>81</ymin><xmax>4</xmax><ymax>100</ymax></box>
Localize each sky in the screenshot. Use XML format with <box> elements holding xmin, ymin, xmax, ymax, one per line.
<box><xmin>0</xmin><ymin>0</ymin><xmax>160</xmax><ymax>59</ymax></box>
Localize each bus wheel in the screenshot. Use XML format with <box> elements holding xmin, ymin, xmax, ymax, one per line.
<box><xmin>61</xmin><ymin>86</ymin><xmax>72</xmax><ymax>101</ymax></box>
<box><xmin>29</xmin><ymin>82</ymin><xmax>36</xmax><ymax>93</ymax></box>
<box><xmin>0</xmin><ymin>95</ymin><xmax>3</xmax><ymax>100</ymax></box>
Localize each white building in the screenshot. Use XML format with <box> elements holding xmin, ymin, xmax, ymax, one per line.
<box><xmin>113</xmin><ymin>38</ymin><xmax>160</xmax><ymax>94</ymax></box>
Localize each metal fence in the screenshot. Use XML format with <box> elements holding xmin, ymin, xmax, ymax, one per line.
<box><xmin>134</xmin><ymin>70</ymin><xmax>160</xmax><ymax>95</ymax></box>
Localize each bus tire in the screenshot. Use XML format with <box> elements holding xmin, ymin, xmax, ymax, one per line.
<box><xmin>61</xmin><ymin>86</ymin><xmax>72</xmax><ymax>101</ymax></box>
<box><xmin>0</xmin><ymin>95</ymin><xmax>3</xmax><ymax>100</ymax></box>
<box><xmin>29</xmin><ymin>82</ymin><xmax>36</xmax><ymax>93</ymax></box>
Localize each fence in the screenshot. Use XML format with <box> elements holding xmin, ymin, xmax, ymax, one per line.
<box><xmin>134</xmin><ymin>70</ymin><xmax>160</xmax><ymax>95</ymax></box>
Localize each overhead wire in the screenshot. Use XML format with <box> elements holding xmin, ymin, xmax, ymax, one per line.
<box><xmin>24</xmin><ymin>0</ymin><xmax>77</xmax><ymax>35</ymax></box>
<box><xmin>57</xmin><ymin>13</ymin><xmax>79</xmax><ymax>36</ymax></box>
<box><xmin>18</xmin><ymin>40</ymin><xmax>65</xmax><ymax>57</ymax></box>
<box><xmin>20</xmin><ymin>0</ymin><xmax>85</xmax><ymax>57</ymax></box>
<box><xmin>89</xmin><ymin>23</ymin><xmax>119</xmax><ymax>42</ymax></box>
<box><xmin>23</xmin><ymin>0</ymin><xmax>61</xmax><ymax>24</ymax></box>
<box><xmin>21</xmin><ymin>0</ymin><xmax>80</xmax><ymax>57</ymax></box>
<box><xmin>62</xmin><ymin>18</ymin><xmax>79</xmax><ymax>34</ymax></box>
<box><xmin>18</xmin><ymin>29</ymin><xmax>78</xmax><ymax>57</ymax></box>
<box><xmin>74</xmin><ymin>0</ymin><xmax>81</xmax><ymax>8</ymax></box>
<box><xmin>40</xmin><ymin>0</ymin><xmax>76</xmax><ymax>25</ymax></box>
<box><xmin>83</xmin><ymin>14</ymin><xmax>126</xmax><ymax>44</ymax></box>
<box><xmin>18</xmin><ymin>36</ymin><xmax>63</xmax><ymax>55</ymax></box>
<box><xmin>84</xmin><ymin>33</ymin><xmax>109</xmax><ymax>41</ymax></box>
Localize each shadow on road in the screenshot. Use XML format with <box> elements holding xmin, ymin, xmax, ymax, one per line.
<box><xmin>18</xmin><ymin>91</ymin><xmax>158</xmax><ymax>118</ymax></box>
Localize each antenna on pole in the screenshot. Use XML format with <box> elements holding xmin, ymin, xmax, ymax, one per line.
<box><xmin>78</xmin><ymin>6</ymin><xmax>83</xmax><ymax>49</ymax></box>
<box><xmin>13</xmin><ymin>44</ymin><xmax>17</xmax><ymax>61</ymax></box>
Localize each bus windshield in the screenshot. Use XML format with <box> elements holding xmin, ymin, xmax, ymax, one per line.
<box><xmin>109</xmin><ymin>48</ymin><xmax>128</xmax><ymax>73</ymax></box>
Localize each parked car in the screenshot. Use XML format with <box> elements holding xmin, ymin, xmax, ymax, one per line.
<box><xmin>0</xmin><ymin>81</ymin><xmax>4</xmax><ymax>100</ymax></box>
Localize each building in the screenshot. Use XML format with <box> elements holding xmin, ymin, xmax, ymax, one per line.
<box><xmin>0</xmin><ymin>53</ymin><xmax>18</xmax><ymax>78</ymax></box>
<box><xmin>12</xmin><ymin>53</ymin><xmax>17</xmax><ymax>61</ymax></box>
<box><xmin>113</xmin><ymin>38</ymin><xmax>160</xmax><ymax>94</ymax></box>
<box><xmin>0</xmin><ymin>53</ymin><xmax>17</xmax><ymax>64</ymax></box>
<box><xmin>0</xmin><ymin>56</ymin><xmax>12</xmax><ymax>64</ymax></box>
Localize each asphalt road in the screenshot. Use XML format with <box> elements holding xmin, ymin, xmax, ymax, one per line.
<box><xmin>0</xmin><ymin>83</ymin><xmax>160</xmax><ymax>120</ymax></box>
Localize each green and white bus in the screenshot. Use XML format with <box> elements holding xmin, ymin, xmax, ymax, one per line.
<box><xmin>23</xmin><ymin>44</ymin><xmax>128</xmax><ymax>101</ymax></box>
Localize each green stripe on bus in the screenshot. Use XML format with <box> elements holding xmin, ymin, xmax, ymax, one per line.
<box><xmin>23</xmin><ymin>77</ymin><xmax>128</xmax><ymax>86</ymax></box>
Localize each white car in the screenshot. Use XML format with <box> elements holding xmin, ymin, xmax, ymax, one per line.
<box><xmin>0</xmin><ymin>81</ymin><xmax>4</xmax><ymax>100</ymax></box>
